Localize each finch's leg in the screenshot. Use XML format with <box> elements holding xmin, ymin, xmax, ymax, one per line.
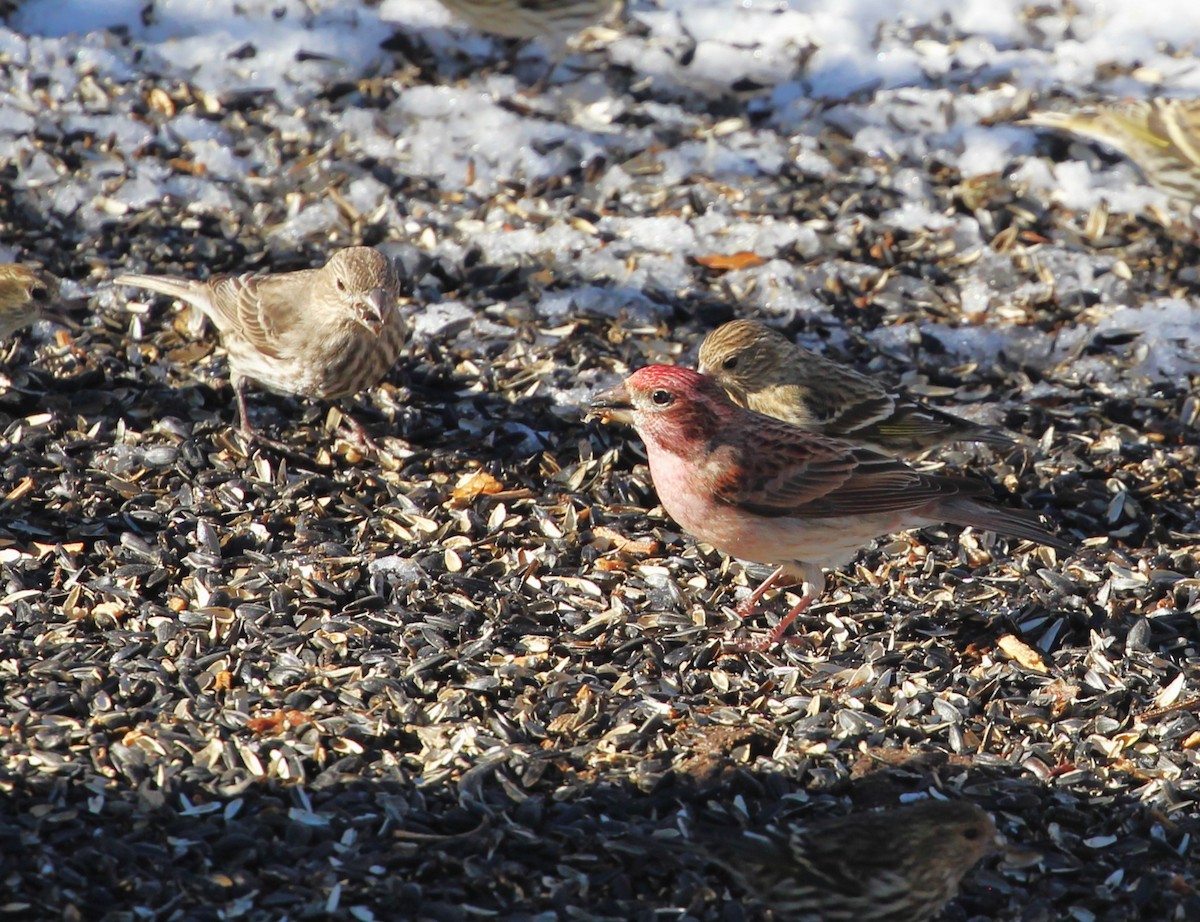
<box><xmin>728</xmin><ymin>568</ymin><xmax>825</xmax><ymax>651</ymax></box>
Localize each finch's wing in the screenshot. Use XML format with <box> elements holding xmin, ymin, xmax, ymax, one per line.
<box><xmin>709</xmin><ymin>414</ymin><xmax>983</xmax><ymax>519</ymax></box>
<box><xmin>206</xmin><ymin>271</ymin><xmax>314</xmax><ymax>358</ymax></box>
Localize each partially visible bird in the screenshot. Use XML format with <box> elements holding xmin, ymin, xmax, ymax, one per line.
<box><xmin>0</xmin><ymin>263</ymin><xmax>63</xmax><ymax>339</ymax></box>
<box><xmin>435</xmin><ymin>0</ymin><xmax>621</xmax><ymax>47</ymax></box>
<box><xmin>1023</xmin><ymin>98</ymin><xmax>1200</xmax><ymax>205</ymax></box>
<box><xmin>114</xmin><ymin>246</ymin><xmax>406</xmax><ymax>438</ymax></box>
<box><xmin>696</xmin><ymin>800</ymin><xmax>999</xmax><ymax>922</ymax></box>
<box><xmin>588</xmin><ymin>365</ymin><xmax>1067</xmax><ymax>648</ymax></box>
<box><xmin>697</xmin><ymin>320</ymin><xmax>1013</xmax><ymax>457</ymax></box>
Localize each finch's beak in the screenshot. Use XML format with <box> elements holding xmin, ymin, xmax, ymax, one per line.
<box><xmin>354</xmin><ymin>289</ymin><xmax>388</xmax><ymax>335</ymax></box>
<box><xmin>46</xmin><ymin>295</ymin><xmax>90</xmax><ymax>330</ymax></box>
<box><xmin>585</xmin><ymin>382</ymin><xmax>634</xmax><ymax>424</ymax></box>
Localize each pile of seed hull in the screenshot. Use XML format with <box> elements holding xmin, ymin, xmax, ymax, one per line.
<box><xmin>1</xmin><ymin>3</ymin><xmax>1198</xmax><ymax>920</ymax></box>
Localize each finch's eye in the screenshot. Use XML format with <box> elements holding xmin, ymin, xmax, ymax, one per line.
<box><xmin>336</xmin><ymin>278</ymin><xmax>346</xmax><ymax>292</ymax></box>
<box><xmin>651</xmin><ymin>389</ymin><xmax>673</xmax><ymax>407</ymax></box>
<box><xmin>29</xmin><ymin>286</ymin><xmax>47</xmax><ymax>301</ymax></box>
<box><xmin>961</xmin><ymin>828</ymin><xmax>980</xmax><ymax>840</ymax></box>
<box><xmin>721</xmin><ymin>356</ymin><xmax>738</xmax><ymax>371</ymax></box>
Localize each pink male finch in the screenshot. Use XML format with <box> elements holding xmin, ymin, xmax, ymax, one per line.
<box><xmin>698</xmin><ymin>319</ymin><xmax>1013</xmax><ymax>456</ymax></box>
<box><xmin>589</xmin><ymin>365</ymin><xmax>1067</xmax><ymax>648</ymax></box>
<box><xmin>699</xmin><ymin>800</ymin><xmax>998</xmax><ymax>921</ymax></box>
<box><xmin>115</xmin><ymin>246</ymin><xmax>406</xmax><ymax>437</ymax></box>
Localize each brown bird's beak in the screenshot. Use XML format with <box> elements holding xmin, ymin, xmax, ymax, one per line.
<box><xmin>585</xmin><ymin>382</ymin><xmax>634</xmax><ymax>424</ymax></box>
<box><xmin>353</xmin><ymin>289</ymin><xmax>388</xmax><ymax>335</ymax></box>
<box><xmin>45</xmin><ymin>295</ymin><xmax>90</xmax><ymax>330</ymax></box>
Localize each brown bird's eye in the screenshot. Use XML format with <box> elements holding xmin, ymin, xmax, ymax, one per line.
<box><xmin>722</xmin><ymin>356</ymin><xmax>738</xmax><ymax>371</ymax></box>
<box><xmin>336</xmin><ymin>278</ymin><xmax>346</xmax><ymax>292</ymax></box>
<box><xmin>29</xmin><ymin>285</ymin><xmax>47</xmax><ymax>301</ymax></box>
<box><xmin>651</xmin><ymin>389</ymin><xmax>674</xmax><ymax>406</ymax></box>
<box><xmin>961</xmin><ymin>828</ymin><xmax>980</xmax><ymax>840</ymax></box>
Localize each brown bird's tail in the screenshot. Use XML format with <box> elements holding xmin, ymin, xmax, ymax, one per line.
<box><xmin>113</xmin><ymin>274</ymin><xmax>206</xmax><ymax>305</ymax></box>
<box><xmin>936</xmin><ymin>496</ymin><xmax>1070</xmax><ymax>551</ymax></box>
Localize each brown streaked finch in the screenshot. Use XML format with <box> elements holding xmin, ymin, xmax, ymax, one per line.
<box><xmin>0</xmin><ymin>263</ymin><xmax>65</xmax><ymax>339</ymax></box>
<box><xmin>435</xmin><ymin>0</ymin><xmax>621</xmax><ymax>47</ymax></box>
<box><xmin>433</xmin><ymin>0</ymin><xmax>622</xmax><ymax>88</ymax></box>
<box><xmin>697</xmin><ymin>800</ymin><xmax>998</xmax><ymax>922</ymax></box>
<box><xmin>588</xmin><ymin>365</ymin><xmax>1068</xmax><ymax>649</ymax></box>
<box><xmin>1023</xmin><ymin>98</ymin><xmax>1200</xmax><ymax>205</ymax></box>
<box><xmin>698</xmin><ymin>319</ymin><xmax>1014</xmax><ymax>457</ymax></box>
<box><xmin>114</xmin><ymin>246</ymin><xmax>406</xmax><ymax>440</ymax></box>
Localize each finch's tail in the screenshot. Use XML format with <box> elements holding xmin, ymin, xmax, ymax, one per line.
<box><xmin>113</xmin><ymin>274</ymin><xmax>207</xmax><ymax>309</ymax></box>
<box><xmin>936</xmin><ymin>496</ymin><xmax>1071</xmax><ymax>551</ymax></box>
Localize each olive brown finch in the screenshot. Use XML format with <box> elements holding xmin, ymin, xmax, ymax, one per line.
<box><xmin>115</xmin><ymin>246</ymin><xmax>405</xmax><ymax>438</ymax></box>
<box><xmin>698</xmin><ymin>319</ymin><xmax>1013</xmax><ymax>456</ymax></box>
<box><xmin>1024</xmin><ymin>98</ymin><xmax>1200</xmax><ymax>205</ymax></box>
<box><xmin>698</xmin><ymin>800</ymin><xmax>998</xmax><ymax>921</ymax></box>
<box><xmin>589</xmin><ymin>365</ymin><xmax>1067</xmax><ymax>648</ymax></box>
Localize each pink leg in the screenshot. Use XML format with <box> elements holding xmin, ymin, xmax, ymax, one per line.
<box><xmin>735</xmin><ymin>565</ymin><xmax>790</xmax><ymax>619</ymax></box>
<box><xmin>762</xmin><ymin>588</ymin><xmax>818</xmax><ymax>648</ymax></box>
<box><xmin>727</xmin><ymin>567</ymin><xmax>825</xmax><ymax>652</ymax></box>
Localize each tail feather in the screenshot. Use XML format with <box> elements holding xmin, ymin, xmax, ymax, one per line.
<box><xmin>113</xmin><ymin>273</ymin><xmax>205</xmax><ymax>305</ymax></box>
<box><xmin>937</xmin><ymin>497</ymin><xmax>1070</xmax><ymax>551</ymax></box>
<box><xmin>973</xmin><ymin>426</ymin><xmax>1020</xmax><ymax>448</ymax></box>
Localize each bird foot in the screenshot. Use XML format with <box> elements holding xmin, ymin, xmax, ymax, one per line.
<box><xmin>726</xmin><ymin>591</ymin><xmax>817</xmax><ymax>650</ymax></box>
<box><xmin>328</xmin><ymin>407</ymin><xmax>384</xmax><ymax>456</ymax></box>
<box><xmin>233</xmin><ymin>427</ymin><xmax>319</xmax><ymax>468</ymax></box>
<box><xmin>723</xmin><ymin>630</ymin><xmax>812</xmax><ymax>653</ymax></box>
<box><xmin>733</xmin><ymin>597</ymin><xmax>760</xmax><ymax>620</ymax></box>
<box><xmin>337</xmin><ymin>419</ymin><xmax>381</xmax><ymax>455</ymax></box>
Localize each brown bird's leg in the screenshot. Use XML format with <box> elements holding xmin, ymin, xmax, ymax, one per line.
<box><xmin>230</xmin><ymin>381</ymin><xmax>313</xmax><ymax>465</ymax></box>
<box><xmin>235</xmin><ymin>380</ymin><xmax>255</xmax><ymax>437</ymax></box>
<box><xmin>524</xmin><ymin>36</ymin><xmax>576</xmax><ymax>95</ymax></box>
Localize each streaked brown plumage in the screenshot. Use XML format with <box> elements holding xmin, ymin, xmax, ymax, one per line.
<box><xmin>698</xmin><ymin>320</ymin><xmax>1012</xmax><ymax>457</ymax></box>
<box><xmin>435</xmin><ymin>0</ymin><xmax>620</xmax><ymax>50</ymax></box>
<box><xmin>0</xmin><ymin>263</ymin><xmax>61</xmax><ymax>339</ymax></box>
<box><xmin>1023</xmin><ymin>98</ymin><xmax>1200</xmax><ymax>205</ymax></box>
<box><xmin>589</xmin><ymin>366</ymin><xmax>1067</xmax><ymax>647</ymax></box>
<box><xmin>700</xmin><ymin>800</ymin><xmax>998</xmax><ymax>922</ymax></box>
<box><xmin>114</xmin><ymin>246</ymin><xmax>405</xmax><ymax>435</ymax></box>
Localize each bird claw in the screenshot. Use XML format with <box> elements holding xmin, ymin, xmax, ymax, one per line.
<box><xmin>723</xmin><ymin>630</ymin><xmax>811</xmax><ymax>653</ymax></box>
<box><xmin>336</xmin><ymin>416</ymin><xmax>381</xmax><ymax>455</ymax></box>
<box><xmin>733</xmin><ymin>598</ymin><xmax>761</xmax><ymax>620</ymax></box>
<box><xmin>233</xmin><ymin>427</ymin><xmax>320</xmax><ymax>468</ymax></box>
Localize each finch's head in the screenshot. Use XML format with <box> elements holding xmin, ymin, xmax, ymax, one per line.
<box><xmin>0</xmin><ymin>264</ymin><xmax>62</xmax><ymax>337</ymax></box>
<box><xmin>829</xmin><ymin>800</ymin><xmax>998</xmax><ymax>901</ymax></box>
<box><xmin>587</xmin><ymin>365</ymin><xmax>735</xmax><ymax>447</ymax></box>
<box><xmin>748</xmin><ymin>800</ymin><xmax>998</xmax><ymax>919</ymax></box>
<box><xmin>325</xmin><ymin>247</ymin><xmax>401</xmax><ymax>335</ymax></box>
<box><xmin>890</xmin><ymin>801</ymin><xmax>999</xmax><ymax>873</ymax></box>
<box><xmin>698</xmin><ymin>319</ymin><xmax>792</xmax><ymax>401</ymax></box>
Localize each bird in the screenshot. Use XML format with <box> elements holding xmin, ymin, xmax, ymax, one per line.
<box><xmin>588</xmin><ymin>365</ymin><xmax>1068</xmax><ymax>648</ymax></box>
<box><xmin>1023</xmin><ymin>98</ymin><xmax>1200</xmax><ymax>205</ymax></box>
<box><xmin>697</xmin><ymin>319</ymin><xmax>1013</xmax><ymax>457</ymax></box>
<box><xmin>114</xmin><ymin>246</ymin><xmax>406</xmax><ymax>439</ymax></box>
<box><xmin>695</xmin><ymin>800</ymin><xmax>998</xmax><ymax>922</ymax></box>
<box><xmin>0</xmin><ymin>263</ymin><xmax>64</xmax><ymax>339</ymax></box>
<box><xmin>434</xmin><ymin>0</ymin><xmax>621</xmax><ymax>47</ymax></box>
<box><xmin>433</xmin><ymin>0</ymin><xmax>622</xmax><ymax>87</ymax></box>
